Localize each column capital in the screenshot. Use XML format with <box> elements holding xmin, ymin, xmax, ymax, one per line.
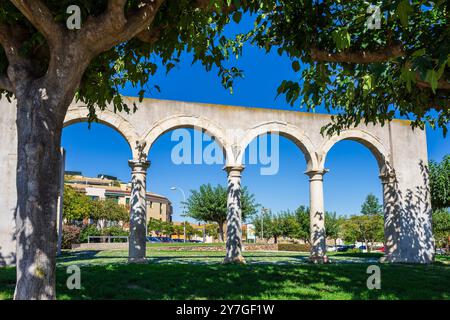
<box><xmin>223</xmin><ymin>165</ymin><xmax>245</xmax><ymax>177</ymax></box>
<box><xmin>304</xmin><ymin>168</ymin><xmax>329</xmax><ymax>181</ymax></box>
<box><xmin>128</xmin><ymin>159</ymin><xmax>150</xmax><ymax>173</ymax></box>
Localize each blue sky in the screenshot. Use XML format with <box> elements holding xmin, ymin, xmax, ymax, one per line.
<box><xmin>62</xmin><ymin>18</ymin><xmax>450</xmax><ymax>222</ymax></box>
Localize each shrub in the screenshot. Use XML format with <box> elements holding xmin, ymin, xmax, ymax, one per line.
<box><xmin>277</xmin><ymin>243</ymin><xmax>310</xmax><ymax>252</ymax></box>
<box><xmin>62</xmin><ymin>225</ymin><xmax>81</xmax><ymax>249</ymax></box>
<box><xmin>102</xmin><ymin>226</ymin><xmax>129</xmax><ymax>242</ymax></box>
<box><xmin>79</xmin><ymin>224</ymin><xmax>101</xmax><ymax>243</ymax></box>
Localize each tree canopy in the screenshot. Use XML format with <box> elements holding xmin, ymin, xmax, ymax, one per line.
<box><xmin>429</xmin><ymin>155</ymin><xmax>450</xmax><ymax>210</ymax></box>
<box><xmin>63</xmin><ymin>185</ymin><xmax>129</xmax><ymax>224</ymax></box>
<box><xmin>184</xmin><ymin>183</ymin><xmax>259</xmax><ymax>241</ymax></box>
<box><xmin>2</xmin><ymin>1</ymin><xmax>448</xmax><ymax>132</ymax></box>
<box><xmin>248</xmin><ymin>1</ymin><xmax>450</xmax><ymax>135</ymax></box>
<box><xmin>360</xmin><ymin>194</ymin><xmax>383</xmax><ymax>216</ymax></box>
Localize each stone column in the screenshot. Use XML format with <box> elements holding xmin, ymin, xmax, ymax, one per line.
<box><xmin>305</xmin><ymin>169</ymin><xmax>328</xmax><ymax>263</ymax></box>
<box><xmin>379</xmin><ymin>168</ymin><xmax>434</xmax><ymax>263</ymax></box>
<box><xmin>224</xmin><ymin>165</ymin><xmax>246</xmax><ymax>264</ymax></box>
<box><xmin>128</xmin><ymin>159</ymin><xmax>150</xmax><ymax>263</ymax></box>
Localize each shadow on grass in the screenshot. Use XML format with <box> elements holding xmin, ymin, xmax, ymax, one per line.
<box><xmin>1</xmin><ymin>261</ymin><xmax>449</xmax><ymax>300</ymax></box>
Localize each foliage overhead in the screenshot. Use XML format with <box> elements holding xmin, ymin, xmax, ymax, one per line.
<box><xmin>2</xmin><ymin>1</ymin><xmax>448</xmax><ymax>132</ymax></box>
<box><xmin>0</xmin><ymin>0</ymin><xmax>260</xmax><ymax>119</ymax></box>
<box><xmin>247</xmin><ymin>0</ymin><xmax>450</xmax><ymax>135</ymax></box>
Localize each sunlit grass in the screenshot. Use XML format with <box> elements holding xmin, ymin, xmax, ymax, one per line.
<box><xmin>0</xmin><ymin>250</ymin><xmax>448</xmax><ymax>300</ymax></box>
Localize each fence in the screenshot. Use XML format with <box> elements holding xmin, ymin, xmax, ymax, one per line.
<box><xmin>87</xmin><ymin>236</ymin><xmax>129</xmax><ymax>243</ymax></box>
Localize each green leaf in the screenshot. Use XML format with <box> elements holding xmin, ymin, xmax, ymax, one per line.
<box><xmin>396</xmin><ymin>0</ymin><xmax>413</xmax><ymax>28</ymax></box>
<box><xmin>362</xmin><ymin>75</ymin><xmax>373</xmax><ymax>96</ymax></box>
<box><xmin>332</xmin><ymin>28</ymin><xmax>351</xmax><ymax>51</ymax></box>
<box><xmin>425</xmin><ymin>69</ymin><xmax>438</xmax><ymax>93</ymax></box>
<box><xmin>292</xmin><ymin>61</ymin><xmax>300</xmax><ymax>72</ymax></box>
<box><xmin>232</xmin><ymin>12</ymin><xmax>242</xmax><ymax>24</ymax></box>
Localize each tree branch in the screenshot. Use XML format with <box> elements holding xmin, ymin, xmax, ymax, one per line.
<box><xmin>417</xmin><ymin>79</ymin><xmax>450</xmax><ymax>91</ymax></box>
<box><xmin>9</xmin><ymin>0</ymin><xmax>63</xmax><ymax>46</ymax></box>
<box><xmin>135</xmin><ymin>0</ymin><xmax>238</xmax><ymax>45</ymax></box>
<box><xmin>310</xmin><ymin>44</ymin><xmax>405</xmax><ymax>64</ymax></box>
<box><xmin>81</xmin><ymin>0</ymin><xmax>166</xmax><ymax>53</ymax></box>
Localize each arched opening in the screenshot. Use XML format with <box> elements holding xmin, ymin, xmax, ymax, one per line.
<box><xmin>322</xmin><ymin>133</ymin><xmax>389</xmax><ymax>254</ymax></box>
<box><xmin>61</xmin><ymin>121</ymin><xmax>134</xmax><ymax>244</ymax></box>
<box><xmin>240</xmin><ymin>131</ymin><xmax>312</xmax><ymax>248</ymax></box>
<box><xmin>146</xmin><ymin>125</ymin><xmax>228</xmax><ymax>244</ymax></box>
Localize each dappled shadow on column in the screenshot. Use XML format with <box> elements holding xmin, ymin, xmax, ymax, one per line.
<box><xmin>310</xmin><ymin>210</ymin><xmax>327</xmax><ymax>263</ymax></box>
<box><xmin>128</xmin><ymin>162</ymin><xmax>148</xmax><ymax>264</ymax></box>
<box><xmin>383</xmin><ymin>161</ymin><xmax>434</xmax><ymax>264</ymax></box>
<box><xmin>224</xmin><ymin>179</ymin><xmax>245</xmax><ymax>264</ymax></box>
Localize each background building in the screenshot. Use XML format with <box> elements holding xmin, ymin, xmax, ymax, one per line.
<box><xmin>65</xmin><ymin>172</ymin><xmax>173</xmax><ymax>222</ymax></box>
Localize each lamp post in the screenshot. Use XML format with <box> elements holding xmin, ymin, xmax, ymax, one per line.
<box><xmin>170</xmin><ymin>186</ymin><xmax>186</xmax><ymax>243</ymax></box>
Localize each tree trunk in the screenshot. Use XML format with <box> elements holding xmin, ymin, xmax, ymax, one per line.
<box><xmin>218</xmin><ymin>222</ymin><xmax>224</xmax><ymax>243</ymax></box>
<box><xmin>14</xmin><ymin>89</ymin><xmax>64</xmax><ymax>300</ymax></box>
<box><xmin>274</xmin><ymin>236</ymin><xmax>278</xmax><ymax>244</ymax></box>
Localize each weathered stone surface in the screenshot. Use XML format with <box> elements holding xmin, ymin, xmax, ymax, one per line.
<box><xmin>0</xmin><ymin>97</ymin><xmax>435</xmax><ymax>265</ymax></box>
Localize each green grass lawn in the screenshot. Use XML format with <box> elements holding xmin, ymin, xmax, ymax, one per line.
<box><xmin>0</xmin><ymin>249</ymin><xmax>448</xmax><ymax>300</ymax></box>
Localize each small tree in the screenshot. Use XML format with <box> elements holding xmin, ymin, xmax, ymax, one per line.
<box><xmin>90</xmin><ymin>199</ymin><xmax>129</xmax><ymax>229</ymax></box>
<box><xmin>361</xmin><ymin>194</ymin><xmax>383</xmax><ymax>216</ymax></box>
<box><xmin>342</xmin><ymin>215</ymin><xmax>384</xmax><ymax>252</ymax></box>
<box><xmin>205</xmin><ymin>223</ymin><xmax>219</xmax><ymax>241</ymax></box>
<box><xmin>432</xmin><ymin>209</ymin><xmax>450</xmax><ymax>250</ymax></box>
<box><xmin>147</xmin><ymin>218</ymin><xmax>165</xmax><ymax>237</ymax></box>
<box><xmin>325</xmin><ymin>212</ymin><xmax>342</xmax><ymax>247</ymax></box>
<box><xmin>172</xmin><ymin>224</ymin><xmax>184</xmax><ymax>239</ymax></box>
<box><xmin>184</xmin><ymin>184</ymin><xmax>259</xmax><ymax>242</ymax></box>
<box><xmin>429</xmin><ymin>155</ymin><xmax>450</xmax><ymax>210</ymax></box>
<box><xmin>292</xmin><ymin>206</ymin><xmax>311</xmax><ymax>244</ymax></box>
<box><xmin>63</xmin><ymin>185</ymin><xmax>92</xmax><ymax>222</ymax></box>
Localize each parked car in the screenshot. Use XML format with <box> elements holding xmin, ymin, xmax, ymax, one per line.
<box><xmin>375</xmin><ymin>246</ymin><xmax>385</xmax><ymax>252</ymax></box>
<box><xmin>172</xmin><ymin>239</ymin><xmax>184</xmax><ymax>243</ymax></box>
<box><xmin>189</xmin><ymin>240</ymin><xmax>203</xmax><ymax>243</ymax></box>
<box><xmin>326</xmin><ymin>245</ymin><xmax>337</xmax><ymax>252</ymax></box>
<box><xmin>146</xmin><ymin>236</ymin><xmax>161</xmax><ymax>243</ymax></box>
<box><xmin>337</xmin><ymin>244</ymin><xmax>356</xmax><ymax>252</ymax></box>
<box><xmin>436</xmin><ymin>248</ymin><xmax>447</xmax><ymax>255</ymax></box>
<box><xmin>358</xmin><ymin>245</ymin><xmax>368</xmax><ymax>253</ymax></box>
<box><xmin>157</xmin><ymin>237</ymin><xmax>174</xmax><ymax>243</ymax></box>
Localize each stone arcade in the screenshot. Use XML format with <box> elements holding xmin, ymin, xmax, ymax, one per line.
<box><xmin>0</xmin><ymin>97</ymin><xmax>435</xmax><ymax>266</ymax></box>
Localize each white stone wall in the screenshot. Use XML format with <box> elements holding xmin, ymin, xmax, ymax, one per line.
<box><xmin>0</xmin><ymin>99</ymin><xmax>17</xmax><ymax>266</ymax></box>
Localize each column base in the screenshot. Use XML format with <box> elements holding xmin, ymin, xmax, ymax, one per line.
<box><xmin>128</xmin><ymin>257</ymin><xmax>147</xmax><ymax>264</ymax></box>
<box><xmin>223</xmin><ymin>255</ymin><xmax>246</xmax><ymax>264</ymax></box>
<box><xmin>379</xmin><ymin>254</ymin><xmax>434</xmax><ymax>264</ymax></box>
<box><xmin>309</xmin><ymin>255</ymin><xmax>329</xmax><ymax>264</ymax></box>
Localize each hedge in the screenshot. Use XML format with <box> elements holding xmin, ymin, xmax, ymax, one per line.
<box><xmin>277</xmin><ymin>243</ymin><xmax>311</xmax><ymax>252</ymax></box>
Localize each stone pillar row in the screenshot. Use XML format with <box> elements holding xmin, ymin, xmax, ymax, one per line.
<box><xmin>126</xmin><ymin>161</ymin><xmax>332</xmax><ymax>264</ymax></box>
<box><xmin>305</xmin><ymin>169</ymin><xmax>328</xmax><ymax>263</ymax></box>
<box><xmin>223</xmin><ymin>165</ymin><xmax>246</xmax><ymax>264</ymax></box>
<box><xmin>128</xmin><ymin>159</ymin><xmax>150</xmax><ymax>263</ymax></box>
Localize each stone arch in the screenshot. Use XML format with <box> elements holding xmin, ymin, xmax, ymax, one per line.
<box><xmin>236</xmin><ymin>121</ymin><xmax>318</xmax><ymax>170</ymax></box>
<box><xmin>142</xmin><ymin>114</ymin><xmax>232</xmax><ymax>161</ymax></box>
<box><xmin>64</xmin><ymin>107</ymin><xmax>140</xmax><ymax>158</ymax></box>
<box><xmin>317</xmin><ymin>129</ymin><xmax>390</xmax><ymax>173</ymax></box>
